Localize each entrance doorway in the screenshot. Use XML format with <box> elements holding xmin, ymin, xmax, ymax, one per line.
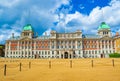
<box><xmin>70</xmin><ymin>54</ymin><xmax>72</xmax><ymax>59</ymax></box>
<box><xmin>35</xmin><ymin>54</ymin><xmax>39</xmax><ymax>59</ymax></box>
<box><xmin>101</xmin><ymin>54</ymin><xmax>104</xmax><ymax>58</ymax></box>
<box><xmin>64</xmin><ymin>52</ymin><xmax>68</xmax><ymax>59</ymax></box>
<box><xmin>61</xmin><ymin>54</ymin><xmax>63</xmax><ymax>59</ymax></box>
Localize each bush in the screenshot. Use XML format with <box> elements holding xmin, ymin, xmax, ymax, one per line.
<box><xmin>109</xmin><ymin>53</ymin><xmax>120</xmax><ymax>58</ymax></box>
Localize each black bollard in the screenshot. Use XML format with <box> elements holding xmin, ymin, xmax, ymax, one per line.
<box><xmin>4</xmin><ymin>64</ymin><xmax>7</xmax><ymax>76</ymax></box>
<box><xmin>49</xmin><ymin>61</ymin><xmax>51</xmax><ymax>69</ymax></box>
<box><xmin>112</xmin><ymin>59</ymin><xmax>114</xmax><ymax>67</ymax></box>
<box><xmin>70</xmin><ymin>60</ymin><xmax>72</xmax><ymax>68</ymax></box>
<box><xmin>29</xmin><ymin>62</ymin><xmax>31</xmax><ymax>69</ymax></box>
<box><xmin>20</xmin><ymin>63</ymin><xmax>22</xmax><ymax>71</ymax></box>
<box><xmin>91</xmin><ymin>60</ymin><xmax>93</xmax><ymax>67</ymax></box>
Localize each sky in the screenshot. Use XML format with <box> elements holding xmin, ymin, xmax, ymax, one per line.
<box><xmin>0</xmin><ymin>0</ymin><xmax>120</xmax><ymax>44</ymax></box>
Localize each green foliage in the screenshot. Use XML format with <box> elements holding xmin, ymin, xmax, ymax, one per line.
<box><xmin>0</xmin><ymin>46</ymin><xmax>3</xmax><ymax>48</ymax></box>
<box><xmin>109</xmin><ymin>53</ymin><xmax>120</xmax><ymax>58</ymax></box>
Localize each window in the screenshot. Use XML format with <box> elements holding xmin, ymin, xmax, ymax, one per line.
<box><xmin>22</xmin><ymin>51</ymin><xmax>23</xmax><ymax>54</ymax></box>
<box><xmin>95</xmin><ymin>51</ymin><xmax>97</xmax><ymax>54</ymax></box>
<box><xmin>69</xmin><ymin>41</ymin><xmax>71</xmax><ymax>44</ymax></box>
<box><xmin>89</xmin><ymin>51</ymin><xmax>91</xmax><ymax>54</ymax></box>
<box><xmin>52</xmin><ymin>41</ymin><xmax>54</xmax><ymax>44</ymax></box>
<box><xmin>22</xmin><ymin>41</ymin><xmax>24</xmax><ymax>44</ymax></box>
<box><xmin>73</xmin><ymin>46</ymin><xmax>75</xmax><ymax>48</ymax></box>
<box><xmin>78</xmin><ymin>45</ymin><xmax>80</xmax><ymax>48</ymax></box>
<box><xmin>52</xmin><ymin>46</ymin><xmax>54</xmax><ymax>49</ymax></box>
<box><xmin>65</xmin><ymin>46</ymin><xmax>67</xmax><ymax>48</ymax></box>
<box><xmin>42</xmin><ymin>51</ymin><xmax>44</xmax><ymax>55</ymax></box>
<box><xmin>29</xmin><ymin>41</ymin><xmax>31</xmax><ymax>44</ymax></box>
<box><xmin>36</xmin><ymin>46</ymin><xmax>38</xmax><ymax>49</ymax></box>
<box><xmin>73</xmin><ymin>41</ymin><xmax>75</xmax><ymax>44</ymax></box>
<box><xmin>69</xmin><ymin>46</ymin><xmax>71</xmax><ymax>48</ymax></box>
<box><xmin>29</xmin><ymin>51</ymin><xmax>30</xmax><ymax>54</ymax></box>
<box><xmin>57</xmin><ymin>51</ymin><xmax>59</xmax><ymax>54</ymax></box>
<box><xmin>57</xmin><ymin>41</ymin><xmax>60</xmax><ymax>44</ymax></box>
<box><xmin>39</xmin><ymin>51</ymin><xmax>41</xmax><ymax>54</ymax></box>
<box><xmin>105</xmin><ymin>40</ymin><xmax>107</xmax><ymax>43</ymax></box>
<box><xmin>52</xmin><ymin>51</ymin><xmax>54</xmax><ymax>54</ymax></box>
<box><xmin>102</xmin><ymin>40</ymin><xmax>104</xmax><ymax>43</ymax></box>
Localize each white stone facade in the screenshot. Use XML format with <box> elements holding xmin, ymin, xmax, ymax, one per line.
<box><xmin>5</xmin><ymin>29</ymin><xmax>115</xmax><ymax>59</ymax></box>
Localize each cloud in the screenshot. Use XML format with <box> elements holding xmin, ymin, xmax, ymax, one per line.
<box><xmin>0</xmin><ymin>0</ymin><xmax>120</xmax><ymax>44</ymax></box>
<box><xmin>42</xmin><ymin>28</ymin><xmax>52</xmax><ymax>35</ymax></box>
<box><xmin>54</xmin><ymin>0</ymin><xmax>120</xmax><ymax>34</ymax></box>
<box><xmin>0</xmin><ymin>28</ymin><xmax>20</xmax><ymax>44</ymax></box>
<box><xmin>79</xmin><ymin>4</ymin><xmax>85</xmax><ymax>9</ymax></box>
<box><xmin>0</xmin><ymin>0</ymin><xmax>20</xmax><ymax>7</ymax></box>
<box><xmin>0</xmin><ymin>0</ymin><xmax>70</xmax><ymax>43</ymax></box>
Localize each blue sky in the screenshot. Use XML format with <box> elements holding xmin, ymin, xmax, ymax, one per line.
<box><xmin>0</xmin><ymin>0</ymin><xmax>120</xmax><ymax>44</ymax></box>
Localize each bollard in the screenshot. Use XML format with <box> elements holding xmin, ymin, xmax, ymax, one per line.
<box><xmin>112</xmin><ymin>59</ymin><xmax>114</xmax><ymax>67</ymax></box>
<box><xmin>20</xmin><ymin>63</ymin><xmax>22</xmax><ymax>71</ymax></box>
<box><xmin>49</xmin><ymin>61</ymin><xmax>51</xmax><ymax>69</ymax></box>
<box><xmin>91</xmin><ymin>60</ymin><xmax>93</xmax><ymax>67</ymax></box>
<box><xmin>4</xmin><ymin>64</ymin><xmax>7</xmax><ymax>76</ymax></box>
<box><xmin>29</xmin><ymin>62</ymin><xmax>31</xmax><ymax>69</ymax></box>
<box><xmin>70</xmin><ymin>60</ymin><xmax>72</xmax><ymax>68</ymax></box>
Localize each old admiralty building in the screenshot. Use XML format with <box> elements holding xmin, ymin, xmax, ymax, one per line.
<box><xmin>5</xmin><ymin>22</ymin><xmax>115</xmax><ymax>58</ymax></box>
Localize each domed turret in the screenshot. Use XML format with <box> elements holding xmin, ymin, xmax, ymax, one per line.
<box><xmin>21</xmin><ymin>24</ymin><xmax>34</xmax><ymax>38</ymax></box>
<box><xmin>23</xmin><ymin>24</ymin><xmax>33</xmax><ymax>31</ymax></box>
<box><xmin>98</xmin><ymin>22</ymin><xmax>111</xmax><ymax>37</ymax></box>
<box><xmin>98</xmin><ymin>22</ymin><xmax>110</xmax><ymax>30</ymax></box>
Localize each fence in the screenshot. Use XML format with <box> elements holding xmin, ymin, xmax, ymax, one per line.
<box><xmin>0</xmin><ymin>59</ymin><xmax>120</xmax><ymax>76</ymax></box>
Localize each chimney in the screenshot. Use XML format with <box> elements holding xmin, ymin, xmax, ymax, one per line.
<box><xmin>45</xmin><ymin>32</ymin><xmax>47</xmax><ymax>36</ymax></box>
<box><xmin>115</xmin><ymin>32</ymin><xmax>119</xmax><ymax>36</ymax></box>
<box><xmin>36</xmin><ymin>32</ymin><xmax>38</xmax><ymax>37</ymax></box>
<box><xmin>12</xmin><ymin>33</ymin><xmax>14</xmax><ymax>38</ymax></box>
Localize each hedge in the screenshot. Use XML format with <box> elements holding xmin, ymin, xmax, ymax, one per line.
<box><xmin>109</xmin><ymin>53</ymin><xmax>120</xmax><ymax>58</ymax></box>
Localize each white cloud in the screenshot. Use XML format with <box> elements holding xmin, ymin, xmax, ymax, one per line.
<box><xmin>0</xmin><ymin>0</ymin><xmax>70</xmax><ymax>43</ymax></box>
<box><xmin>42</xmin><ymin>28</ymin><xmax>52</xmax><ymax>35</ymax></box>
<box><xmin>54</xmin><ymin>0</ymin><xmax>120</xmax><ymax>34</ymax></box>
<box><xmin>0</xmin><ymin>28</ymin><xmax>20</xmax><ymax>44</ymax></box>
<box><xmin>79</xmin><ymin>4</ymin><xmax>85</xmax><ymax>9</ymax></box>
<box><xmin>0</xmin><ymin>0</ymin><xmax>120</xmax><ymax>43</ymax></box>
<box><xmin>0</xmin><ymin>0</ymin><xmax>20</xmax><ymax>7</ymax></box>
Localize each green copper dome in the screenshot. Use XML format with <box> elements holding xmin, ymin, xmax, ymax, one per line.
<box><xmin>98</xmin><ymin>22</ymin><xmax>110</xmax><ymax>30</ymax></box>
<box><xmin>23</xmin><ymin>24</ymin><xmax>33</xmax><ymax>31</ymax></box>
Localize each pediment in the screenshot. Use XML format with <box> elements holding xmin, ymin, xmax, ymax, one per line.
<box><xmin>100</xmin><ymin>36</ymin><xmax>111</xmax><ymax>39</ymax></box>
<box><xmin>20</xmin><ymin>37</ymin><xmax>32</xmax><ymax>41</ymax></box>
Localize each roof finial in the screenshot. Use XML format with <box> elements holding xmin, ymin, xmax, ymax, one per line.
<box><xmin>45</xmin><ymin>32</ymin><xmax>47</xmax><ymax>36</ymax></box>
<box><xmin>36</xmin><ymin>32</ymin><xmax>38</xmax><ymax>37</ymax></box>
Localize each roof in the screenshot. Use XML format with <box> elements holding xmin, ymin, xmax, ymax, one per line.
<box><xmin>98</xmin><ymin>22</ymin><xmax>110</xmax><ymax>30</ymax></box>
<box><xmin>37</xmin><ymin>35</ymin><xmax>50</xmax><ymax>40</ymax></box>
<box><xmin>83</xmin><ymin>34</ymin><xmax>100</xmax><ymax>38</ymax></box>
<box><xmin>9</xmin><ymin>36</ymin><xmax>20</xmax><ymax>40</ymax></box>
<box><xmin>23</xmin><ymin>24</ymin><xmax>33</xmax><ymax>31</ymax></box>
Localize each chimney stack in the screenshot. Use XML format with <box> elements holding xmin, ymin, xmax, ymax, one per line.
<box><xmin>45</xmin><ymin>32</ymin><xmax>47</xmax><ymax>36</ymax></box>
<box><xmin>12</xmin><ymin>33</ymin><xmax>14</xmax><ymax>38</ymax></box>
<box><xmin>36</xmin><ymin>32</ymin><xmax>38</xmax><ymax>37</ymax></box>
<box><xmin>115</xmin><ymin>32</ymin><xmax>119</xmax><ymax>36</ymax></box>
